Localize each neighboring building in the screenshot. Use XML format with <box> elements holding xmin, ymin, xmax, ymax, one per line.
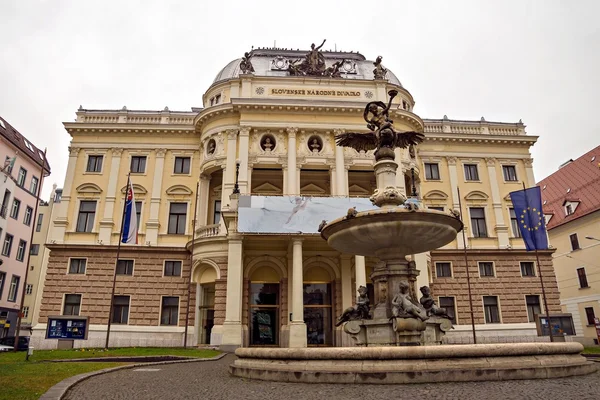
<box><xmin>538</xmin><ymin>145</ymin><xmax>600</xmax><ymax>346</ymax></box>
<box><xmin>0</xmin><ymin>116</ymin><xmax>51</xmax><ymax>337</ymax></box>
<box><xmin>32</xmin><ymin>46</ymin><xmax>560</xmax><ymax>349</ymax></box>
<box><xmin>20</xmin><ymin>184</ymin><xmax>61</xmax><ymax>333</ymax></box>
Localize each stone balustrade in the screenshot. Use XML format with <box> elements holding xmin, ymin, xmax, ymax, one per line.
<box><xmin>196</xmin><ymin>224</ymin><xmax>221</xmax><ymax>238</ymax></box>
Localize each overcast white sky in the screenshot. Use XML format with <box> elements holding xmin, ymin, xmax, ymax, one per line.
<box><xmin>1</xmin><ymin>0</ymin><xmax>598</xmax><ymax>199</ymax></box>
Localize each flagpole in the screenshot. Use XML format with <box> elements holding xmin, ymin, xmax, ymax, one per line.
<box><xmin>457</xmin><ymin>187</ymin><xmax>477</xmax><ymax>344</ymax></box>
<box><xmin>13</xmin><ymin>149</ymin><xmax>46</xmax><ymax>352</ymax></box>
<box><xmin>184</xmin><ymin>178</ymin><xmax>200</xmax><ymax>348</ymax></box>
<box><xmin>105</xmin><ymin>172</ymin><xmax>130</xmax><ymax>349</ymax></box>
<box><xmin>522</xmin><ymin>182</ymin><xmax>554</xmax><ymax>343</ymax></box>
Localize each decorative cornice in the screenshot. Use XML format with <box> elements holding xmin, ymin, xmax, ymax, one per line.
<box><xmin>239</xmin><ymin>126</ymin><xmax>251</xmax><ymax>137</ymax></box>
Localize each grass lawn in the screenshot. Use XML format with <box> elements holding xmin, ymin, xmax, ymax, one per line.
<box><xmin>0</xmin><ymin>347</ymin><xmax>220</xmax><ymax>400</ymax></box>
<box><xmin>582</xmin><ymin>346</ymin><xmax>600</xmax><ymax>354</ymax></box>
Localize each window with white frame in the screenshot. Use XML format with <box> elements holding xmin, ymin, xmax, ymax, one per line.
<box><xmin>168</xmin><ymin>203</ymin><xmax>187</xmax><ymax>234</ymax></box>
<box><xmin>10</xmin><ymin>198</ymin><xmax>21</xmax><ymax>219</ymax></box>
<box><xmin>520</xmin><ymin>261</ymin><xmax>536</xmax><ymax>277</ymax></box>
<box><xmin>470</xmin><ymin>207</ymin><xmax>488</xmax><ymax>237</ymax></box>
<box><xmin>439</xmin><ymin>297</ymin><xmax>456</xmax><ymax>324</ymax></box>
<box><xmin>23</xmin><ymin>306</ymin><xmax>29</xmax><ymax>318</ymax></box>
<box><xmin>509</xmin><ymin>208</ymin><xmax>522</xmax><ymax>238</ymax></box>
<box><xmin>36</xmin><ymin>213</ymin><xmax>44</xmax><ymax>232</ymax></box>
<box><xmin>161</xmin><ymin>296</ymin><xmax>179</xmax><ymax>325</ymax></box>
<box><xmin>29</xmin><ymin>244</ymin><xmax>39</xmax><ymax>255</ymax></box>
<box><xmin>424</xmin><ymin>163</ymin><xmax>440</xmax><ymax>180</ymax></box>
<box><xmin>116</xmin><ymin>259</ymin><xmax>134</xmax><ymax>275</ymax></box>
<box><xmin>76</xmin><ymin>201</ymin><xmax>96</xmax><ymax>232</ymax></box>
<box><xmin>16</xmin><ymin>239</ymin><xmax>27</xmax><ymax>262</ymax></box>
<box><xmin>30</xmin><ymin>176</ymin><xmax>39</xmax><ymax>194</ymax></box>
<box><xmin>174</xmin><ymin>157</ymin><xmax>191</xmax><ymax>174</ymax></box>
<box><xmin>435</xmin><ymin>262</ymin><xmax>452</xmax><ymax>278</ymax></box>
<box><xmin>502</xmin><ymin>165</ymin><xmax>518</xmax><ymax>181</ymax></box>
<box><xmin>63</xmin><ymin>294</ymin><xmax>81</xmax><ymax>315</ymax></box>
<box><xmin>570</xmin><ymin>233</ymin><xmax>580</xmax><ymax>251</ymax></box>
<box><xmin>25</xmin><ymin>284</ymin><xmax>33</xmax><ymax>295</ymax></box>
<box><xmin>526</xmin><ymin>295</ymin><xmax>541</xmax><ymax>323</ymax></box>
<box><xmin>2</xmin><ymin>234</ymin><xmax>13</xmax><ymax>256</ymax></box>
<box><xmin>17</xmin><ymin>167</ymin><xmax>27</xmax><ymax>187</ymax></box>
<box><xmin>69</xmin><ymin>259</ymin><xmax>87</xmax><ymax>274</ymax></box>
<box><xmin>479</xmin><ymin>262</ymin><xmax>495</xmax><ymax>277</ymax></box>
<box><xmin>23</xmin><ymin>206</ymin><xmax>33</xmax><ymax>226</ymax></box>
<box><xmin>7</xmin><ymin>275</ymin><xmax>20</xmax><ymax>302</ymax></box>
<box><xmin>483</xmin><ymin>296</ymin><xmax>500</xmax><ymax>323</ymax></box>
<box><xmin>464</xmin><ymin>164</ymin><xmax>479</xmax><ymax>181</ymax></box>
<box><xmin>112</xmin><ymin>295</ymin><xmax>130</xmax><ymax>324</ymax></box>
<box><xmin>135</xmin><ymin>201</ymin><xmax>142</xmax><ymax>230</ymax></box>
<box><xmin>130</xmin><ymin>156</ymin><xmax>147</xmax><ymax>174</ymax></box>
<box><xmin>577</xmin><ymin>267</ymin><xmax>589</xmax><ymax>288</ymax></box>
<box><xmin>86</xmin><ymin>155</ymin><xmax>103</xmax><ymax>172</ymax></box>
<box><xmin>164</xmin><ymin>260</ymin><xmax>182</xmax><ymax>277</ymax></box>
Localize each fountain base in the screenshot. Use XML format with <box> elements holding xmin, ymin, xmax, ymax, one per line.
<box><xmin>230</xmin><ymin>343</ymin><xmax>596</xmax><ymax>384</ymax></box>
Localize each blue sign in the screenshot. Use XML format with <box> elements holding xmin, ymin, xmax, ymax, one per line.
<box><xmin>46</xmin><ymin>316</ymin><xmax>89</xmax><ymax>340</ymax></box>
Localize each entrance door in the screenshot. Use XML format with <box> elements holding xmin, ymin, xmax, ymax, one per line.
<box><xmin>303</xmin><ymin>283</ymin><xmax>333</xmax><ymax>346</ymax></box>
<box><xmin>199</xmin><ymin>283</ymin><xmax>215</xmax><ymax>345</ymax></box>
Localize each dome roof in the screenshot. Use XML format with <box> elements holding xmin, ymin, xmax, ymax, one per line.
<box><xmin>212</xmin><ymin>48</ymin><xmax>402</xmax><ymax>87</ymax></box>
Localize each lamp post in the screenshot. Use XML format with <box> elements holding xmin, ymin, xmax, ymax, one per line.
<box><xmin>232</xmin><ymin>161</ymin><xmax>241</xmax><ymax>195</ymax></box>
<box><xmin>410</xmin><ymin>167</ymin><xmax>417</xmax><ymax>197</ymax></box>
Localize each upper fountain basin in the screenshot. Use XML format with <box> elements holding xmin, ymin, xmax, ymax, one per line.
<box><xmin>320</xmin><ymin>208</ymin><xmax>463</xmax><ymax>258</ymax></box>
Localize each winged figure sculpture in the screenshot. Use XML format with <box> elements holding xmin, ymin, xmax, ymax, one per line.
<box><xmin>335</xmin><ymin>90</ymin><xmax>425</xmax><ymax>155</ymax></box>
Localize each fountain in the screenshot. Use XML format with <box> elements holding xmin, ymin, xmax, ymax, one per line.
<box><xmin>230</xmin><ymin>91</ymin><xmax>596</xmax><ymax>384</ymax></box>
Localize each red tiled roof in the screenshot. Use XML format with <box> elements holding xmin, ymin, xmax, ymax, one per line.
<box><xmin>537</xmin><ymin>145</ymin><xmax>600</xmax><ymax>230</ymax></box>
<box><xmin>0</xmin><ymin>115</ymin><xmax>51</xmax><ymax>174</ymax></box>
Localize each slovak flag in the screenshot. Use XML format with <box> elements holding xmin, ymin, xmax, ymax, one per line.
<box><xmin>122</xmin><ymin>178</ymin><xmax>138</xmax><ymax>244</ymax></box>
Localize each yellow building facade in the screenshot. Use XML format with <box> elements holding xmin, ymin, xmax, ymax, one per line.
<box><xmin>31</xmin><ymin>47</ymin><xmax>560</xmax><ymax>349</ymax></box>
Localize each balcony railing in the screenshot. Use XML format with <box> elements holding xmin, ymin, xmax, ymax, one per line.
<box><xmin>196</xmin><ymin>224</ymin><xmax>221</xmax><ymax>238</ymax></box>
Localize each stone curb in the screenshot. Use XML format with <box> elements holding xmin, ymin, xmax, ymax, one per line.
<box><xmin>39</xmin><ymin>353</ymin><xmax>227</xmax><ymax>400</ymax></box>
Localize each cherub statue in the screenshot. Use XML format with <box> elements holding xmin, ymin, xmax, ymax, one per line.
<box><xmin>336</xmin><ymin>285</ymin><xmax>370</xmax><ymax>326</ymax></box>
<box><xmin>325</xmin><ymin>60</ymin><xmax>344</xmax><ymax>78</ymax></box>
<box><xmin>240</xmin><ymin>52</ymin><xmax>255</xmax><ymax>74</ymax></box>
<box><xmin>391</xmin><ymin>281</ymin><xmax>428</xmax><ymax>321</ymax></box>
<box><xmin>346</xmin><ymin>206</ymin><xmax>358</xmax><ymax>219</ymax></box>
<box><xmin>419</xmin><ymin>286</ymin><xmax>452</xmax><ymax>319</ymax></box>
<box><xmin>373</xmin><ymin>55</ymin><xmax>387</xmax><ymax>80</ymax></box>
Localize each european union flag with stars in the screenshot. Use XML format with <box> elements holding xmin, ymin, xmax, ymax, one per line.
<box><xmin>509</xmin><ymin>186</ymin><xmax>548</xmax><ymax>251</ymax></box>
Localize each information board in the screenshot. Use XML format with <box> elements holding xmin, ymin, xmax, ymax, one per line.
<box><xmin>46</xmin><ymin>316</ymin><xmax>89</xmax><ymax>340</ymax></box>
<box><xmin>536</xmin><ymin>314</ymin><xmax>576</xmax><ymax>337</ymax></box>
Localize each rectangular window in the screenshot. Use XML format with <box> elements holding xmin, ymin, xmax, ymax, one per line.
<box><xmin>213</xmin><ymin>200</ymin><xmax>221</xmax><ymax>225</ymax></box>
<box><xmin>502</xmin><ymin>165</ymin><xmax>518</xmax><ymax>181</ymax></box>
<box><xmin>570</xmin><ymin>233</ymin><xmax>580</xmax><ymax>251</ymax></box>
<box><xmin>585</xmin><ymin>307</ymin><xmax>596</xmax><ymax>325</ymax></box>
<box><xmin>135</xmin><ymin>201</ymin><xmax>142</xmax><ymax>231</ymax></box>
<box><xmin>435</xmin><ymin>262</ymin><xmax>452</xmax><ymax>278</ymax></box>
<box><xmin>520</xmin><ymin>261</ymin><xmax>536</xmax><ymax>277</ymax></box>
<box><xmin>16</xmin><ymin>239</ymin><xmax>27</xmax><ymax>262</ymax></box>
<box><xmin>470</xmin><ymin>207</ymin><xmax>488</xmax><ymax>238</ymax></box>
<box><xmin>76</xmin><ymin>201</ymin><xmax>96</xmax><ymax>232</ymax></box>
<box><xmin>0</xmin><ymin>271</ymin><xmax>5</xmax><ymax>299</ymax></box>
<box><xmin>1</xmin><ymin>189</ymin><xmax>10</xmax><ymax>218</ymax></box>
<box><xmin>429</xmin><ymin>206</ymin><xmax>444</xmax><ymax>211</ymax></box>
<box><xmin>161</xmin><ymin>296</ymin><xmax>179</xmax><ymax>325</ymax></box>
<box><xmin>483</xmin><ymin>296</ymin><xmax>500</xmax><ymax>323</ymax></box>
<box><xmin>112</xmin><ymin>295</ymin><xmax>130</xmax><ymax>324</ymax></box>
<box><xmin>17</xmin><ymin>167</ymin><xmax>27</xmax><ymax>187</ymax></box>
<box><xmin>168</xmin><ymin>203</ymin><xmax>187</xmax><ymax>234</ymax></box>
<box><xmin>424</xmin><ymin>163</ymin><xmax>440</xmax><ymax>180</ymax></box>
<box><xmin>4</xmin><ymin>156</ymin><xmax>13</xmax><ymax>173</ymax></box>
<box><xmin>36</xmin><ymin>213</ymin><xmax>44</xmax><ymax>232</ymax></box>
<box><xmin>86</xmin><ymin>155</ymin><xmax>103</xmax><ymax>172</ymax></box>
<box><xmin>164</xmin><ymin>261</ymin><xmax>182</xmax><ymax>277</ymax></box>
<box><xmin>63</xmin><ymin>294</ymin><xmax>81</xmax><ymax>315</ymax></box>
<box><xmin>10</xmin><ymin>198</ymin><xmax>21</xmax><ymax>219</ymax></box>
<box><xmin>7</xmin><ymin>275</ymin><xmax>20</xmax><ymax>302</ymax></box>
<box><xmin>464</xmin><ymin>164</ymin><xmax>479</xmax><ymax>181</ymax></box>
<box><xmin>30</xmin><ymin>176</ymin><xmax>39</xmax><ymax>194</ymax></box>
<box><xmin>526</xmin><ymin>295</ymin><xmax>541</xmax><ymax>323</ymax></box>
<box><xmin>69</xmin><ymin>258</ymin><xmax>87</xmax><ymax>274</ymax></box>
<box><xmin>26</xmin><ymin>284</ymin><xmax>33</xmax><ymax>295</ymax></box>
<box><xmin>23</xmin><ymin>206</ymin><xmax>33</xmax><ymax>226</ymax></box>
<box><xmin>509</xmin><ymin>208</ymin><xmax>522</xmax><ymax>238</ymax></box>
<box><xmin>577</xmin><ymin>268</ymin><xmax>589</xmax><ymax>288</ymax></box>
<box><xmin>130</xmin><ymin>156</ymin><xmax>147</xmax><ymax>173</ymax></box>
<box><xmin>116</xmin><ymin>259</ymin><xmax>134</xmax><ymax>275</ymax></box>
<box><xmin>23</xmin><ymin>306</ymin><xmax>29</xmax><ymax>318</ymax></box>
<box><xmin>174</xmin><ymin>157</ymin><xmax>191</xmax><ymax>174</ymax></box>
<box><xmin>439</xmin><ymin>297</ymin><xmax>456</xmax><ymax>324</ymax></box>
<box><xmin>30</xmin><ymin>244</ymin><xmax>40</xmax><ymax>255</ymax></box>
<box><xmin>479</xmin><ymin>262</ymin><xmax>495</xmax><ymax>277</ymax></box>
<box><xmin>2</xmin><ymin>234</ymin><xmax>13</xmax><ymax>256</ymax></box>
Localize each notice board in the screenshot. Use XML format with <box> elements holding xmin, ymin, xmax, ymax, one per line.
<box><xmin>46</xmin><ymin>316</ymin><xmax>89</xmax><ymax>340</ymax></box>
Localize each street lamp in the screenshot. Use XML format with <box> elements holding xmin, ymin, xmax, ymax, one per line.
<box><xmin>585</xmin><ymin>236</ymin><xmax>600</xmax><ymax>242</ymax></box>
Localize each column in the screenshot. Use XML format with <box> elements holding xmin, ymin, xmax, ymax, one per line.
<box><xmin>221</xmin><ymin>238</ymin><xmax>244</xmax><ymax>349</ymax></box>
<box><xmin>329</xmin><ymin>164</ymin><xmax>337</xmax><ymax>196</ymax></box>
<box><xmin>198</xmin><ymin>174</ymin><xmax>211</xmax><ymax>226</ymax></box>
<box><xmin>446</xmin><ymin>156</ymin><xmax>465</xmax><ymax>249</ymax></box>
<box><xmin>485</xmin><ymin>157</ymin><xmax>509</xmax><ymax>247</ymax></box>
<box><xmin>51</xmin><ymin>147</ymin><xmax>80</xmax><ymax>243</ymax></box>
<box><xmin>282</xmin><ymin>159</ymin><xmax>288</xmax><ymax>194</ymax></box>
<box><xmin>99</xmin><ymin>148</ymin><xmax>123</xmax><ymax>243</ymax></box>
<box><xmin>287</xmin><ymin>127</ymin><xmax>298</xmax><ymax>195</ymax></box>
<box><xmin>247</xmin><ymin>164</ymin><xmax>253</xmax><ymax>195</ymax></box>
<box><xmin>238</xmin><ymin>127</ymin><xmax>250</xmax><ymax>194</ymax></box>
<box><xmin>334</xmin><ymin>129</ymin><xmax>346</xmax><ymax>196</ymax></box>
<box><xmin>146</xmin><ymin>148</ymin><xmax>166</xmax><ymax>245</ymax></box>
<box><xmin>524</xmin><ymin>158</ymin><xmax>535</xmax><ymax>188</ymax></box>
<box><xmin>289</xmin><ymin>238</ymin><xmax>307</xmax><ymax>347</ymax></box>
<box><xmin>355</xmin><ymin>255</ymin><xmax>366</xmax><ymax>292</ymax></box>
<box><xmin>340</xmin><ymin>256</ymin><xmax>353</xmax><ymax>309</ymax></box>
<box><xmin>222</xmin><ymin>130</ymin><xmax>238</xmax><ymax>208</ymax></box>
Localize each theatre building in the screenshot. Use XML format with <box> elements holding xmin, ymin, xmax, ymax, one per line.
<box><xmin>31</xmin><ymin>45</ymin><xmax>561</xmax><ymax>349</ymax></box>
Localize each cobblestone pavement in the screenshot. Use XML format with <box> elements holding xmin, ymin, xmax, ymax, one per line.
<box><xmin>64</xmin><ymin>355</ymin><xmax>600</xmax><ymax>400</ymax></box>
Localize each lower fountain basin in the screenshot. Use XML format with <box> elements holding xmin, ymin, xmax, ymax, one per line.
<box><xmin>230</xmin><ymin>343</ymin><xmax>596</xmax><ymax>384</ymax></box>
<box><xmin>320</xmin><ymin>208</ymin><xmax>463</xmax><ymax>258</ymax></box>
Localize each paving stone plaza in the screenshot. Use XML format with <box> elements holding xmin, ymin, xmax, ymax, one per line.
<box><xmin>61</xmin><ymin>355</ymin><xmax>600</xmax><ymax>400</ymax></box>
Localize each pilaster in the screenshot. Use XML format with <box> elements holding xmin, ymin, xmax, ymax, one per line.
<box><xmin>198</xmin><ymin>174</ymin><xmax>211</xmax><ymax>226</ymax></box>
<box><xmin>221</xmin><ymin>238</ymin><xmax>244</xmax><ymax>349</ymax></box>
<box><xmin>446</xmin><ymin>156</ymin><xmax>464</xmax><ymax>249</ymax></box>
<box><xmin>286</xmin><ymin>128</ymin><xmax>298</xmax><ymax>195</ymax></box>
<box><xmin>524</xmin><ymin>158</ymin><xmax>535</xmax><ymax>188</ymax></box>
<box><xmin>486</xmin><ymin>157</ymin><xmax>509</xmax><ymax>248</ymax></box>
<box><xmin>289</xmin><ymin>238</ymin><xmax>307</xmax><ymax>347</ymax></box>
<box><xmin>340</xmin><ymin>255</ymin><xmax>353</xmax><ymax>309</ymax></box>
<box><xmin>146</xmin><ymin>148</ymin><xmax>166</xmax><ymax>245</ymax></box>
<box><xmin>238</xmin><ymin>127</ymin><xmax>250</xmax><ymax>194</ymax></box>
<box><xmin>99</xmin><ymin>148</ymin><xmax>123</xmax><ymax>243</ymax></box>
<box><xmin>334</xmin><ymin>129</ymin><xmax>347</xmax><ymax>196</ymax></box>
<box><xmin>51</xmin><ymin>146</ymin><xmax>80</xmax><ymax>243</ymax></box>
<box><xmin>222</xmin><ymin>130</ymin><xmax>238</xmax><ymax>209</ymax></box>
